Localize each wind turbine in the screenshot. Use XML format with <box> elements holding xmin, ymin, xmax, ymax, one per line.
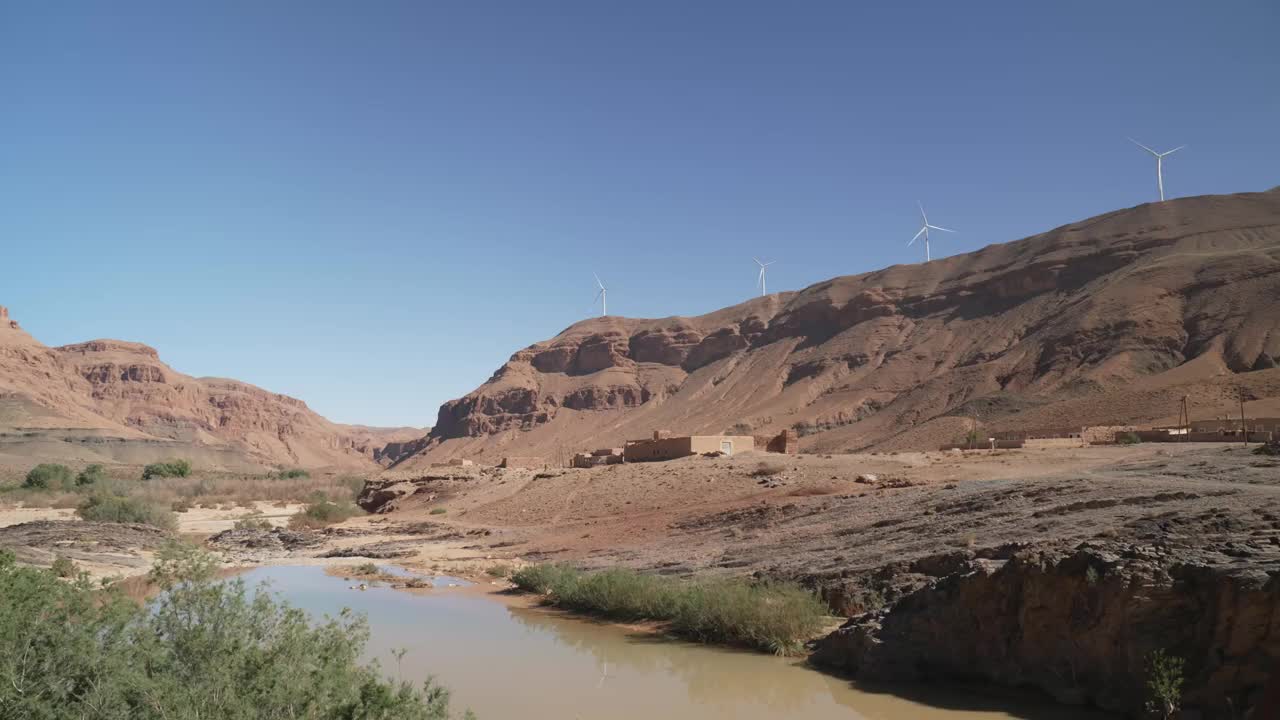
<box><xmin>592</xmin><ymin>273</ymin><xmax>607</xmax><ymax>317</ymax></box>
<box><xmin>752</xmin><ymin>257</ymin><xmax>775</xmax><ymax>297</ymax></box>
<box><xmin>908</xmin><ymin>202</ymin><xmax>955</xmax><ymax>262</ymax></box>
<box><xmin>1128</xmin><ymin>138</ymin><xmax>1185</xmax><ymax>202</ymax></box>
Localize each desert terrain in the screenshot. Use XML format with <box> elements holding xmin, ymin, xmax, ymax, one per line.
<box><xmin>3</xmin><ymin>439</ymin><xmax>1276</xmax><ymax>716</ymax></box>
<box><xmin>3</xmin><ymin>189</ymin><xmax>1279</xmax><ymax>718</ymax></box>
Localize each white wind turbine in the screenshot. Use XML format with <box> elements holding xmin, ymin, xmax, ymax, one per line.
<box><xmin>753</xmin><ymin>257</ymin><xmax>775</xmax><ymax>297</ymax></box>
<box><xmin>1128</xmin><ymin>138</ymin><xmax>1185</xmax><ymax>202</ymax></box>
<box><xmin>592</xmin><ymin>273</ymin><xmax>607</xmax><ymax>317</ymax></box>
<box><xmin>908</xmin><ymin>202</ymin><xmax>955</xmax><ymax>262</ymax></box>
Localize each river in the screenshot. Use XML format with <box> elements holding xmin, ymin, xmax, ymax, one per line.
<box><xmin>241</xmin><ymin>565</ymin><xmax>1112</xmax><ymax>720</ymax></box>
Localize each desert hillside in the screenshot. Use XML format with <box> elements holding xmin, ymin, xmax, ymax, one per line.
<box><xmin>406</xmin><ymin>188</ymin><xmax>1280</xmax><ymax>465</ymax></box>
<box><xmin>0</xmin><ymin>308</ymin><xmax>420</xmax><ymax>470</ymax></box>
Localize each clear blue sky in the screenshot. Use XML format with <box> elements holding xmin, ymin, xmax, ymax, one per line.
<box><xmin>2</xmin><ymin>1</ymin><xmax>1277</xmax><ymax>427</ymax></box>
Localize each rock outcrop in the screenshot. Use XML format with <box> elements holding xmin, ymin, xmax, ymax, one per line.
<box><xmin>811</xmin><ymin>541</ymin><xmax>1280</xmax><ymax>719</ymax></box>
<box><xmin>404</xmin><ymin>189</ymin><xmax>1280</xmax><ymax>465</ymax></box>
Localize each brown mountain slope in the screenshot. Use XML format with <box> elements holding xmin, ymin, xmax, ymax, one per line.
<box><xmin>0</xmin><ymin>310</ymin><xmax>418</xmax><ymax>470</ymax></box>
<box><xmin>405</xmin><ymin>188</ymin><xmax>1280</xmax><ymax>466</ymax></box>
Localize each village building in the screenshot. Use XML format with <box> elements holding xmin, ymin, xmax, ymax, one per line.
<box><xmin>623</xmin><ymin>430</ymin><xmax>755</xmax><ymax>463</ymax></box>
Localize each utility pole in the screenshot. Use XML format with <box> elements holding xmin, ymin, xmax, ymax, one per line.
<box><xmin>1240</xmin><ymin>389</ymin><xmax>1248</xmax><ymax>447</ymax></box>
<box><xmin>1178</xmin><ymin>396</ymin><xmax>1191</xmax><ymax>443</ymax></box>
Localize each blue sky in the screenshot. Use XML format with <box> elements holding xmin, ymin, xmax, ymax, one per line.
<box><xmin>2</xmin><ymin>1</ymin><xmax>1277</xmax><ymax>427</ymax></box>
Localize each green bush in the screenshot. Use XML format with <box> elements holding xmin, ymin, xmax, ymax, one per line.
<box><xmin>510</xmin><ymin>564</ymin><xmax>830</xmax><ymax>655</ymax></box>
<box><xmin>50</xmin><ymin>555</ymin><xmax>78</xmax><ymax>578</ymax></box>
<box><xmin>1145</xmin><ymin>649</ymin><xmax>1185</xmax><ymax>719</ymax></box>
<box><xmin>0</xmin><ymin>549</ymin><xmax>466</xmax><ymax>719</ymax></box>
<box><xmin>289</xmin><ymin>496</ymin><xmax>363</xmax><ymax>529</ymax></box>
<box><xmin>232</xmin><ymin>515</ymin><xmax>273</xmax><ymax>531</ymax></box>
<box><xmin>24</xmin><ymin>463</ymin><xmax>74</xmax><ymax>490</ymax></box>
<box><xmin>1118</xmin><ymin>432</ymin><xmax>1142</xmax><ymax>445</ymax></box>
<box><xmin>77</xmin><ymin>464</ymin><xmax>108</xmax><ymax>487</ymax></box>
<box><xmin>430</xmin><ymin>508</ymin><xmax>448</xmax><ymax>515</ymax></box>
<box><xmin>142</xmin><ymin>459</ymin><xmax>192</xmax><ymax>481</ymax></box>
<box><xmin>271</xmin><ymin>468</ymin><xmax>311</xmax><ymax>480</ymax></box>
<box><xmin>76</xmin><ymin>494</ymin><xmax>177</xmax><ymax>530</ymax></box>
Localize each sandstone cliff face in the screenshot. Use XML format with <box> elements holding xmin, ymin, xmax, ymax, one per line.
<box><xmin>811</xmin><ymin>542</ymin><xmax>1280</xmax><ymax>719</ymax></box>
<box><xmin>409</xmin><ymin>189</ymin><xmax>1280</xmax><ymax>464</ymax></box>
<box><xmin>0</xmin><ymin>312</ymin><xmax>417</xmax><ymax>470</ymax></box>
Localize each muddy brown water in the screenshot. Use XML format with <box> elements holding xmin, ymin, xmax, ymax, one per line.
<box><xmin>242</xmin><ymin>566</ymin><xmax>1113</xmax><ymax>719</ymax></box>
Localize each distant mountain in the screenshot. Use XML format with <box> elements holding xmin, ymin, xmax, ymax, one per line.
<box><xmin>0</xmin><ymin>309</ymin><xmax>424</xmax><ymax>470</ymax></box>
<box><xmin>402</xmin><ymin>188</ymin><xmax>1280</xmax><ymax>466</ymax></box>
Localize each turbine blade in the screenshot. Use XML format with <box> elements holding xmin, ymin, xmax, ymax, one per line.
<box><xmin>909</xmin><ymin>226</ymin><xmax>925</xmax><ymax>245</ymax></box>
<box><xmin>753</xmin><ymin>257</ymin><xmax>764</xmax><ymax>267</ymax></box>
<box><xmin>593</xmin><ymin>272</ymin><xmax>603</xmax><ymax>289</ymax></box>
<box><xmin>917</xmin><ymin>200</ymin><xmax>928</xmax><ymax>224</ymax></box>
<box><xmin>1128</xmin><ymin>137</ymin><xmax>1159</xmax><ymax>156</ymax></box>
<box><xmin>594</xmin><ymin>289</ymin><xmax>604</xmax><ymax>303</ymax></box>
<box><xmin>927</xmin><ymin>224</ymin><xmax>957</xmax><ymax>233</ymax></box>
<box><xmin>1161</xmin><ymin>145</ymin><xmax>1186</xmax><ymax>156</ymax></box>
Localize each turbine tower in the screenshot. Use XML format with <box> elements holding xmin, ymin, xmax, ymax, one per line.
<box><xmin>753</xmin><ymin>257</ymin><xmax>775</xmax><ymax>297</ymax></box>
<box><xmin>1128</xmin><ymin>138</ymin><xmax>1185</xmax><ymax>202</ymax></box>
<box><xmin>592</xmin><ymin>273</ymin><xmax>607</xmax><ymax>317</ymax></box>
<box><xmin>908</xmin><ymin>202</ymin><xmax>955</xmax><ymax>262</ymax></box>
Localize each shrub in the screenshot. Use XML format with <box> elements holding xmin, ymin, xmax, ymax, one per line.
<box><xmin>289</xmin><ymin>496</ymin><xmax>362</xmax><ymax>529</ymax></box>
<box><xmin>350</xmin><ymin>562</ymin><xmax>380</xmax><ymax>577</ymax></box>
<box><xmin>76</xmin><ymin>493</ymin><xmax>177</xmax><ymax>530</ymax></box>
<box><xmin>750</xmin><ymin>462</ymin><xmax>786</xmax><ymax>477</ymax></box>
<box><xmin>1118</xmin><ymin>432</ymin><xmax>1142</xmax><ymax>445</ymax></box>
<box><xmin>430</xmin><ymin>507</ymin><xmax>448</xmax><ymax>515</ymax></box>
<box><xmin>232</xmin><ymin>514</ymin><xmax>274</xmax><ymax>531</ymax></box>
<box><xmin>511</xmin><ymin>563</ymin><xmax>829</xmax><ymax>655</ymax></box>
<box><xmin>76</xmin><ymin>464</ymin><xmax>108</xmax><ymax>487</ymax></box>
<box><xmin>485</xmin><ymin>564</ymin><xmax>511</xmax><ymax>578</ymax></box>
<box><xmin>0</xmin><ymin>549</ymin><xmax>464</xmax><ymax>719</ymax></box>
<box><xmin>339</xmin><ymin>475</ymin><xmax>367</xmax><ymax>499</ymax></box>
<box><xmin>1254</xmin><ymin>441</ymin><xmax>1279</xmax><ymax>457</ymax></box>
<box><xmin>142</xmin><ymin>459</ymin><xmax>192</xmax><ymax>480</ymax></box>
<box><xmin>1145</xmin><ymin>649</ymin><xmax>1185</xmax><ymax>719</ymax></box>
<box><xmin>272</xmin><ymin>468</ymin><xmax>311</xmax><ymax>480</ymax></box>
<box><xmin>24</xmin><ymin>463</ymin><xmax>74</xmax><ymax>490</ymax></box>
<box><xmin>50</xmin><ymin>555</ymin><xmax>78</xmax><ymax>578</ymax></box>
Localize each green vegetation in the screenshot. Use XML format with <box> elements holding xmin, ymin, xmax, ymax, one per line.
<box><xmin>271</xmin><ymin>467</ymin><xmax>311</xmax><ymax>480</ymax></box>
<box><xmin>77</xmin><ymin>463</ymin><xmax>108</xmax><ymax>486</ymax></box>
<box><xmin>485</xmin><ymin>564</ymin><xmax>512</xmax><ymax>578</ymax></box>
<box><xmin>1118</xmin><ymin>432</ymin><xmax>1143</xmax><ymax>445</ymax></box>
<box><xmin>1144</xmin><ymin>649</ymin><xmax>1185</xmax><ymax>719</ymax></box>
<box><xmin>76</xmin><ymin>493</ymin><xmax>177</xmax><ymax>530</ymax></box>
<box><xmin>50</xmin><ymin>555</ymin><xmax>78</xmax><ymax>578</ymax></box>
<box><xmin>24</xmin><ymin>463</ymin><xmax>74</xmax><ymax>490</ymax></box>
<box><xmin>350</xmin><ymin>562</ymin><xmax>381</xmax><ymax>577</ymax></box>
<box><xmin>0</xmin><ymin>547</ymin><xmax>468</xmax><ymax>719</ymax></box>
<box><xmin>289</xmin><ymin>494</ymin><xmax>363</xmax><ymax>529</ymax></box>
<box><xmin>430</xmin><ymin>507</ymin><xmax>448</xmax><ymax>515</ymax></box>
<box><xmin>232</xmin><ymin>514</ymin><xmax>274</xmax><ymax>531</ymax></box>
<box><xmin>510</xmin><ymin>564</ymin><xmax>830</xmax><ymax>655</ymax></box>
<box><xmin>142</xmin><ymin>459</ymin><xmax>192</xmax><ymax>480</ymax></box>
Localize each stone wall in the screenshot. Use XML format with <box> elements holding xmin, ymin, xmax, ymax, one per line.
<box><xmin>500</xmin><ymin>456</ymin><xmax>545</xmax><ymax>469</ymax></box>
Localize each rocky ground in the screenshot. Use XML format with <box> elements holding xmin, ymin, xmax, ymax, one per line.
<box><xmin>358</xmin><ymin>442</ymin><xmax>1280</xmax><ymax>719</ymax></box>
<box><xmin>2</xmin><ymin>442</ymin><xmax>1276</xmax><ymax>717</ymax></box>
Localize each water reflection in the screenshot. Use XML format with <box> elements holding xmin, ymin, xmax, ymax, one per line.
<box><xmin>239</xmin><ymin>566</ymin><xmax>1112</xmax><ymax>720</ymax></box>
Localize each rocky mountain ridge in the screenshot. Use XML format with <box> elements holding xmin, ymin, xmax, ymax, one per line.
<box><xmin>0</xmin><ymin>311</ymin><xmax>420</xmax><ymax>470</ymax></box>
<box><xmin>406</xmin><ymin>189</ymin><xmax>1280</xmax><ymax>465</ymax></box>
